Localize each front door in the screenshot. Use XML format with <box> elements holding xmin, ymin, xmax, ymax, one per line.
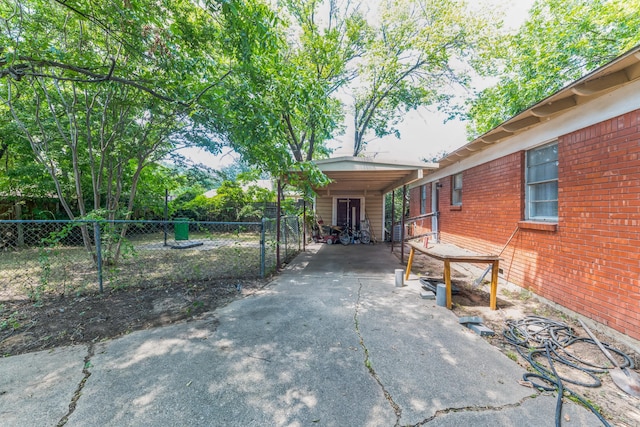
<box><xmin>336</xmin><ymin>198</ymin><xmax>361</xmax><ymax>229</ymax></box>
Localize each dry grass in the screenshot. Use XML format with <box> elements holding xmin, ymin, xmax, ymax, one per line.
<box><xmin>0</xmin><ymin>233</ymin><xmax>270</xmax><ymax>302</ymax></box>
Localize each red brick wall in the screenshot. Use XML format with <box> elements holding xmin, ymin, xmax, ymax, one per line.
<box><xmin>409</xmin><ymin>110</ymin><xmax>640</xmax><ymax>341</ymax></box>
<box><xmin>408</xmin><ymin>185</ymin><xmax>433</xmax><ymax>236</ymax></box>
<box><xmin>409</xmin><ymin>187</ymin><xmax>421</xmax><ymax>221</ymax></box>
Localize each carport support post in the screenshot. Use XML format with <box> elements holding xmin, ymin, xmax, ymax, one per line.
<box><xmin>390</xmin><ymin>190</ymin><xmax>395</xmax><ymax>253</ymax></box>
<box><xmin>401</xmin><ymin>185</ymin><xmax>407</xmax><ymax>263</ymax></box>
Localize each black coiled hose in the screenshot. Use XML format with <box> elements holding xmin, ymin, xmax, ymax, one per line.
<box><xmin>503</xmin><ymin>316</ymin><xmax>635</xmax><ymax>427</ymax></box>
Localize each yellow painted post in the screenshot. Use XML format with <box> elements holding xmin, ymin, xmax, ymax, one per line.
<box><xmin>405</xmin><ymin>247</ymin><xmax>415</xmax><ymax>281</ymax></box>
<box><xmin>490</xmin><ymin>260</ymin><xmax>500</xmax><ymax>310</ymax></box>
<box><xmin>444</xmin><ymin>259</ymin><xmax>452</xmax><ymax>309</ymax></box>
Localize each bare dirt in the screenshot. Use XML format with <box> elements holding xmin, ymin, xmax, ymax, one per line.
<box><xmin>406</xmin><ymin>250</ymin><xmax>640</xmax><ymax>427</ymax></box>
<box><xmin>0</xmin><ymin>279</ymin><xmax>266</xmax><ymax>357</ymax></box>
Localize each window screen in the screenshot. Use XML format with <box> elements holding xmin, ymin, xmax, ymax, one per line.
<box><xmin>526</xmin><ymin>142</ymin><xmax>558</xmax><ymax>220</ymax></box>
<box><xmin>420</xmin><ymin>185</ymin><xmax>427</xmax><ymax>215</ymax></box>
<box><xmin>451</xmin><ymin>173</ymin><xmax>462</xmax><ymax>206</ymax></box>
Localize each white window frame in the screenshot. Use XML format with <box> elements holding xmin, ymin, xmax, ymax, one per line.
<box><xmin>420</xmin><ymin>185</ymin><xmax>427</xmax><ymax>215</ymax></box>
<box><xmin>451</xmin><ymin>173</ymin><xmax>463</xmax><ymax>206</ymax></box>
<box><xmin>525</xmin><ymin>141</ymin><xmax>558</xmax><ymax>221</ymax></box>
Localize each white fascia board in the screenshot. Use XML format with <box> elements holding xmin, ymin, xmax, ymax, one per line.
<box><xmin>315</xmin><ymin>156</ymin><xmax>435</xmax><ymax>171</ymax></box>
<box><xmin>413</xmin><ymin>79</ymin><xmax>640</xmax><ymax>186</ymax></box>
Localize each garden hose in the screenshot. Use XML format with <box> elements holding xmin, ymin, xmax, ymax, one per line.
<box><xmin>503</xmin><ymin>316</ymin><xmax>635</xmax><ymax>427</ymax></box>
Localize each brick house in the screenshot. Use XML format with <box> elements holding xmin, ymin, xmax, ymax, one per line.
<box><xmin>408</xmin><ymin>46</ymin><xmax>640</xmax><ymax>344</ymax></box>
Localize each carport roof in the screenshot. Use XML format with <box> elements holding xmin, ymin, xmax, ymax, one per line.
<box><xmin>312</xmin><ymin>156</ymin><xmax>437</xmax><ymax>195</ymax></box>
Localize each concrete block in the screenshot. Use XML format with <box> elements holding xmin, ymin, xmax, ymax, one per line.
<box><xmin>436</xmin><ymin>284</ymin><xmax>446</xmax><ymax>307</ymax></box>
<box><xmin>395</xmin><ymin>269</ymin><xmax>404</xmax><ymax>287</ymax></box>
<box><xmin>468</xmin><ymin>324</ymin><xmax>495</xmax><ymax>336</ymax></box>
<box><xmin>420</xmin><ymin>290</ymin><xmax>436</xmax><ymax>299</ymax></box>
<box><xmin>459</xmin><ymin>316</ymin><xmax>483</xmax><ymax>325</ymax></box>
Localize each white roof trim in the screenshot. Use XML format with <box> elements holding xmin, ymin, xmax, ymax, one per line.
<box><xmin>314</xmin><ymin>156</ymin><xmax>436</xmax><ymax>172</ymax></box>
<box><xmin>436</xmin><ymin>44</ymin><xmax>640</xmax><ymax>169</ymax></box>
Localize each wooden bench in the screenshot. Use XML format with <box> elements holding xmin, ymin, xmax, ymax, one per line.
<box><xmin>405</xmin><ymin>241</ymin><xmax>501</xmax><ymax>310</ymax></box>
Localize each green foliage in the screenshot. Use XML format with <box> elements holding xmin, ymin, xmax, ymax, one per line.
<box><xmin>351</xmin><ymin>0</ymin><xmax>497</xmax><ymax>155</ymax></box>
<box><xmin>0</xmin><ymin>305</ymin><xmax>21</xmax><ymax>331</ymax></box>
<box><xmin>0</xmin><ymin>0</ymin><xmax>222</xmax><ymax>225</ymax></box>
<box><xmin>213</xmin><ymin>0</ymin><xmax>362</xmax><ymax>186</ymax></box>
<box><xmin>385</xmin><ymin>189</ymin><xmax>409</xmax><ymax>234</ymax></box>
<box><xmin>171</xmin><ymin>180</ymin><xmax>276</xmax><ymax>221</ymax></box>
<box><xmin>34</xmin><ymin>221</ymin><xmax>78</xmax><ymax>303</ymax></box>
<box><xmin>422</xmin><ymin>149</ymin><xmax>449</xmax><ymax>164</ymax></box>
<box><xmin>467</xmin><ymin>0</ymin><xmax>640</xmax><ymax>137</ymax></box>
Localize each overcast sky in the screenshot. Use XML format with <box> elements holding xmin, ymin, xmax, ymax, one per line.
<box><xmin>180</xmin><ymin>0</ymin><xmax>536</xmax><ymax>169</ymax></box>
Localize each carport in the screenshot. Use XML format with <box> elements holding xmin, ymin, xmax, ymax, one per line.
<box><xmin>310</xmin><ymin>157</ymin><xmax>436</xmax><ymax>244</ymax></box>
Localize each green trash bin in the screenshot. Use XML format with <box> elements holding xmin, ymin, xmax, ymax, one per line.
<box><xmin>174</xmin><ymin>218</ymin><xmax>189</xmax><ymax>241</ymax></box>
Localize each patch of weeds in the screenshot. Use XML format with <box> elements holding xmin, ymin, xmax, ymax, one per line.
<box><xmin>107</xmin><ymin>266</ymin><xmax>130</xmax><ymax>291</ymax></box>
<box><xmin>186</xmin><ymin>300</ymin><xmax>204</xmax><ymax>315</ymax></box>
<box><xmin>568</xmin><ymin>394</ymin><xmax>603</xmax><ymax>414</ymax></box>
<box><xmin>518</xmin><ymin>290</ymin><xmax>533</xmax><ymax>301</ymax></box>
<box><xmin>31</xmin><ymin>247</ymin><xmax>52</xmax><ymax>304</ymax></box>
<box><xmin>0</xmin><ymin>311</ymin><xmax>21</xmax><ymax>331</ymax></box>
<box><xmin>506</xmin><ymin>350</ymin><xmax>518</xmax><ymax>362</ymax></box>
<box><xmin>532</xmin><ymin>306</ymin><xmax>553</xmax><ymax>317</ymax></box>
<box><xmin>500</xmin><ymin>288</ymin><xmax>515</xmax><ymax>298</ymax></box>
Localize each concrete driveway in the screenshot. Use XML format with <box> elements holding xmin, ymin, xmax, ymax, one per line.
<box><xmin>0</xmin><ymin>243</ymin><xmax>602</xmax><ymax>426</ymax></box>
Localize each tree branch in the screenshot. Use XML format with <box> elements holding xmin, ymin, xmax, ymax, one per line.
<box><xmin>1</xmin><ymin>56</ymin><xmax>231</xmax><ymax>107</ymax></box>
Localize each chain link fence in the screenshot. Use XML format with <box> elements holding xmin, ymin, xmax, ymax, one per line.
<box><xmin>0</xmin><ymin>216</ymin><xmax>301</xmax><ymax>302</ymax></box>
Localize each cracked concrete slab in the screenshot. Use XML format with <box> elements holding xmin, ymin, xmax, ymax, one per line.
<box><xmin>66</xmin><ymin>262</ymin><xmax>396</xmax><ymax>426</ymax></box>
<box><xmin>0</xmin><ymin>244</ymin><xmax>605</xmax><ymax>426</ymax></box>
<box><xmin>0</xmin><ymin>345</ymin><xmax>87</xmax><ymax>426</ymax></box>
<box><xmin>357</xmin><ymin>278</ymin><xmax>535</xmax><ymax>424</ymax></box>
<box><xmin>355</xmin><ymin>278</ymin><xmax>602</xmax><ymax>426</ymax></box>
<box><xmin>424</xmin><ymin>393</ymin><xmax>602</xmax><ymax>426</ymax></box>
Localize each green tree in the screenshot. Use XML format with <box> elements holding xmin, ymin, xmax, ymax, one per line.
<box><xmin>467</xmin><ymin>0</ymin><xmax>640</xmax><ymax>137</ymax></box>
<box><xmin>214</xmin><ymin>0</ymin><xmax>363</xmax><ymax>191</ymax></box>
<box><xmin>0</xmin><ymin>107</ymin><xmax>53</xmax><ymax>198</ymax></box>
<box><xmin>350</xmin><ymin>0</ymin><xmax>495</xmax><ymax>155</ymax></box>
<box><xmin>173</xmin><ymin>180</ymin><xmax>275</xmax><ymax>221</ymax></box>
<box><xmin>0</xmin><ymin>0</ymin><xmax>231</xmax><ymax>262</ymax></box>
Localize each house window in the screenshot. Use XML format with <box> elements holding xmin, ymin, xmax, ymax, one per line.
<box><xmin>420</xmin><ymin>185</ymin><xmax>427</xmax><ymax>215</ymax></box>
<box><xmin>451</xmin><ymin>173</ymin><xmax>462</xmax><ymax>206</ymax></box>
<box><xmin>526</xmin><ymin>142</ymin><xmax>558</xmax><ymax>221</ymax></box>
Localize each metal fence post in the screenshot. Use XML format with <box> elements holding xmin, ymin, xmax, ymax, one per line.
<box><xmin>260</xmin><ymin>217</ymin><xmax>266</xmax><ymax>278</ymax></box>
<box><xmin>0</xmin><ymin>218</ymin><xmax>274</xmax><ymax>293</ymax></box>
<box><xmin>298</xmin><ymin>216</ymin><xmax>301</xmax><ymax>252</ymax></box>
<box><xmin>93</xmin><ymin>221</ymin><xmax>103</xmax><ymax>293</ymax></box>
<box><xmin>283</xmin><ymin>216</ymin><xmax>289</xmax><ymax>261</ymax></box>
